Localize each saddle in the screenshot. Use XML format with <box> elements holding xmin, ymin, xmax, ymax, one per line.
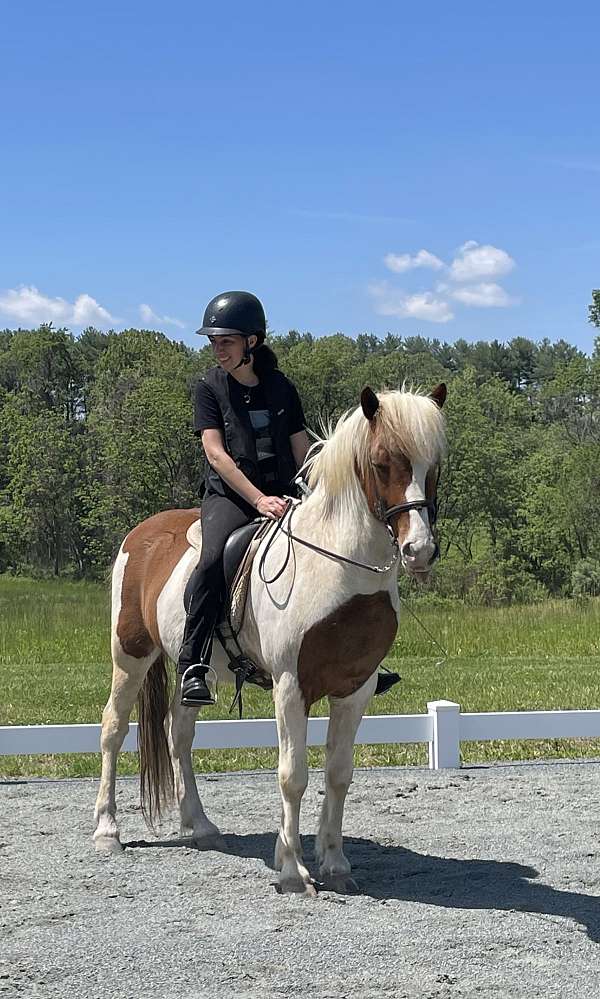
<box><xmin>185</xmin><ymin>516</ymin><xmax>272</xmax><ymax>629</ymax></box>
<box><xmin>185</xmin><ymin>515</ymin><xmax>275</xmax><ymax>697</ymax></box>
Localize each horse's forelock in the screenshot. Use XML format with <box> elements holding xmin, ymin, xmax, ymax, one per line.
<box><xmin>373</xmin><ymin>389</ymin><xmax>446</xmax><ymax>467</ymax></box>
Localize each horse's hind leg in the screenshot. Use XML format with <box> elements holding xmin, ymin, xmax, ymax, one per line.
<box><xmin>167</xmin><ymin>674</ymin><xmax>222</xmax><ymax>846</ymax></box>
<box><xmin>93</xmin><ymin>648</ymin><xmax>154</xmax><ymax>852</ymax></box>
<box><xmin>273</xmin><ymin>673</ymin><xmax>315</xmax><ymax>895</ymax></box>
<box><xmin>316</xmin><ymin>671</ymin><xmax>378</xmax><ymax>890</ymax></box>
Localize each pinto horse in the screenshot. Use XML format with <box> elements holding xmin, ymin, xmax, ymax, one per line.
<box><xmin>93</xmin><ymin>384</ymin><xmax>446</xmax><ymax>893</ymax></box>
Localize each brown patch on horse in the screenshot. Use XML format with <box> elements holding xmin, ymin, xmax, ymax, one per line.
<box><xmin>297</xmin><ymin>591</ymin><xmax>398</xmax><ymax>710</ymax></box>
<box><xmin>117</xmin><ymin>508</ymin><xmax>200</xmax><ymax>658</ymax></box>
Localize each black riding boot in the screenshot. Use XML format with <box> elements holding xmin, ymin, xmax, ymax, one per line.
<box><xmin>374</xmin><ymin>670</ymin><xmax>401</xmax><ymax>696</ymax></box>
<box><xmin>181</xmin><ymin>662</ymin><xmax>215</xmax><ymax>707</ymax></box>
<box><xmin>178</xmin><ymin>610</ymin><xmax>219</xmax><ymax>708</ymax></box>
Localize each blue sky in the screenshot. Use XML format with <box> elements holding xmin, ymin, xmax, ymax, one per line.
<box><xmin>1</xmin><ymin>1</ymin><xmax>599</xmax><ymax>352</ymax></box>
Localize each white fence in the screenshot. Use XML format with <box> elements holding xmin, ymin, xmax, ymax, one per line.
<box><xmin>2</xmin><ymin>701</ymin><xmax>600</xmax><ymax>769</ymax></box>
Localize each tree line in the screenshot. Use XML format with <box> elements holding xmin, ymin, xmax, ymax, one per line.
<box><xmin>1</xmin><ymin>304</ymin><xmax>599</xmax><ymax>603</ymax></box>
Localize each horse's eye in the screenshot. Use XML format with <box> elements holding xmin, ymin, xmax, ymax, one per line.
<box><xmin>372</xmin><ymin>462</ymin><xmax>389</xmax><ymax>473</ymax></box>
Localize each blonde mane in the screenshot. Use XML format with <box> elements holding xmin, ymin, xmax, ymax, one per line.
<box><xmin>304</xmin><ymin>388</ymin><xmax>446</xmax><ymax>520</ymax></box>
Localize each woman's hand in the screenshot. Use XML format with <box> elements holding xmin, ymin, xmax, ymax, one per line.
<box><xmin>255</xmin><ymin>495</ymin><xmax>288</xmax><ymax>520</ymax></box>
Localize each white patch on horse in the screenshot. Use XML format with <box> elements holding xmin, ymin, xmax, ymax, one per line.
<box><xmin>110</xmin><ymin>544</ymin><xmax>129</xmax><ymax>655</ymax></box>
<box><xmin>246</xmin><ymin>496</ymin><xmax>399</xmax><ymax>678</ymax></box>
<box><xmin>401</xmin><ymin>458</ymin><xmax>437</xmax><ymax>571</ymax></box>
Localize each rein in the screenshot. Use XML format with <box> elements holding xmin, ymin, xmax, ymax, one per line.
<box><xmin>258</xmin><ymin>498</ymin><xmax>402</xmax><ymax>584</ymax></box>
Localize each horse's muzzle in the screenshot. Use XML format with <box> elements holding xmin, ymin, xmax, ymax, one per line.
<box><xmin>401</xmin><ymin>539</ymin><xmax>439</xmax><ymax>578</ymax></box>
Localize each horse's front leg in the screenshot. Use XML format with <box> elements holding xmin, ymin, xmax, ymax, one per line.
<box><xmin>167</xmin><ymin>675</ymin><xmax>223</xmax><ymax>846</ymax></box>
<box><xmin>316</xmin><ymin>671</ymin><xmax>378</xmax><ymax>891</ymax></box>
<box><xmin>273</xmin><ymin>673</ymin><xmax>315</xmax><ymax>895</ymax></box>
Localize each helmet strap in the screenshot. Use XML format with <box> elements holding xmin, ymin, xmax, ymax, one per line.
<box><xmin>233</xmin><ymin>338</ymin><xmax>252</xmax><ymax>369</ymax></box>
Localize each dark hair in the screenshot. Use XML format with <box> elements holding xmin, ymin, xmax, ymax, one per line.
<box><xmin>252</xmin><ymin>343</ymin><xmax>279</xmax><ymax>377</ymax></box>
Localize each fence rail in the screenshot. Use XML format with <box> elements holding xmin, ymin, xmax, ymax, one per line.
<box><xmin>2</xmin><ymin>701</ymin><xmax>600</xmax><ymax>769</ymax></box>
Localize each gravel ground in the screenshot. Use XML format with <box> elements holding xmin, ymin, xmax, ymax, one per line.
<box><xmin>1</xmin><ymin>761</ymin><xmax>600</xmax><ymax>999</ymax></box>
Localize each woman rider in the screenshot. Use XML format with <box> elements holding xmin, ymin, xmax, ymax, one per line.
<box><xmin>177</xmin><ymin>290</ymin><xmax>400</xmax><ymax>706</ymax></box>
<box><xmin>177</xmin><ymin>290</ymin><xmax>309</xmax><ymax>706</ymax></box>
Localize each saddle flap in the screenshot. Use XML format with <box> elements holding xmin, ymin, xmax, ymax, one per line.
<box><xmin>223</xmin><ymin>521</ymin><xmax>263</xmax><ymax>593</ymax></box>
<box><xmin>226</xmin><ymin>518</ymin><xmax>273</xmax><ymax>633</ymax></box>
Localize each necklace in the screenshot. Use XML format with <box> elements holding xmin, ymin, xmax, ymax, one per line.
<box><xmin>242</xmin><ymin>382</ymin><xmax>258</xmax><ymax>404</ymax></box>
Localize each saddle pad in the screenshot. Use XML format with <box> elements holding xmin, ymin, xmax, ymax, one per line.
<box><xmin>228</xmin><ymin>518</ymin><xmax>273</xmax><ymax>633</ymax></box>
<box><xmin>185</xmin><ymin>515</ymin><xmax>203</xmax><ymax>551</ymax></box>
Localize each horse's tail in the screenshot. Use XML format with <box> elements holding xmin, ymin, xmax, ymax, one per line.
<box><xmin>137</xmin><ymin>653</ymin><xmax>174</xmax><ymax>829</ymax></box>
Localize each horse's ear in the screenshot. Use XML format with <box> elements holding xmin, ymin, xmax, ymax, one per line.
<box><xmin>360</xmin><ymin>386</ymin><xmax>379</xmax><ymax>421</ymax></box>
<box><xmin>429</xmin><ymin>383</ymin><xmax>447</xmax><ymax>409</ymax></box>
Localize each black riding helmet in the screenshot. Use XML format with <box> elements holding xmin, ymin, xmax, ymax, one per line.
<box><xmin>196</xmin><ymin>291</ymin><xmax>266</xmax><ymax>345</ymax></box>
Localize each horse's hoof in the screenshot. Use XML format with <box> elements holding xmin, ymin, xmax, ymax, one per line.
<box><xmin>94</xmin><ymin>835</ymin><xmax>124</xmax><ymax>855</ymax></box>
<box><xmin>321</xmin><ymin>874</ymin><xmax>359</xmax><ymax>894</ymax></box>
<box><xmin>278</xmin><ymin>876</ymin><xmax>318</xmax><ymax>897</ymax></box>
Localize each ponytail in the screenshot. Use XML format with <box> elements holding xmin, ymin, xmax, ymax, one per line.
<box><xmin>252</xmin><ymin>343</ymin><xmax>279</xmax><ymax>377</ymax></box>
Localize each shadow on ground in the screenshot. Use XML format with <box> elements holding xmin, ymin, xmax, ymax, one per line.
<box><xmin>123</xmin><ymin>830</ymin><xmax>600</xmax><ymax>943</ymax></box>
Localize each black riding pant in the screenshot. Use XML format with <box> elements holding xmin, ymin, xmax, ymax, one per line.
<box><xmin>177</xmin><ymin>493</ymin><xmax>255</xmax><ymax>674</ymax></box>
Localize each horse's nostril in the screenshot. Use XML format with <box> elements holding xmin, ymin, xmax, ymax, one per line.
<box><xmin>402</xmin><ymin>542</ymin><xmax>415</xmax><ymax>558</ymax></box>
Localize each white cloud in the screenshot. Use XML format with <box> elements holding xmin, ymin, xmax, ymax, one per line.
<box><xmin>370</xmin><ymin>239</ymin><xmax>519</xmax><ymax>324</ymax></box>
<box><xmin>449</xmin><ymin>241</ymin><xmax>515</xmax><ymax>282</ymax></box>
<box><xmin>384</xmin><ymin>249</ymin><xmax>445</xmax><ymax>274</ymax></box>
<box><xmin>450</xmin><ymin>283</ymin><xmax>518</xmax><ymax>308</ymax></box>
<box><xmin>139</xmin><ymin>303</ymin><xmax>186</xmax><ymax>329</ymax></box>
<box><xmin>369</xmin><ymin>282</ymin><xmax>453</xmax><ymax>323</ymax></box>
<box><xmin>0</xmin><ymin>285</ymin><xmax>116</xmax><ymax>328</ymax></box>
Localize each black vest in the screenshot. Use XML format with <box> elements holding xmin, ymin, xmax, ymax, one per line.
<box><xmin>201</xmin><ymin>367</ymin><xmax>299</xmax><ymax>499</ymax></box>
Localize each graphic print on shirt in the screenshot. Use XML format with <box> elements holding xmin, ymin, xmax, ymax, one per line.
<box><xmin>248</xmin><ymin>407</ymin><xmax>277</xmax><ymax>484</ymax></box>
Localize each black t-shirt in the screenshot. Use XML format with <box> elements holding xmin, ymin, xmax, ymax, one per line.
<box><xmin>194</xmin><ymin>377</ymin><xmax>306</xmax><ymax>495</ymax></box>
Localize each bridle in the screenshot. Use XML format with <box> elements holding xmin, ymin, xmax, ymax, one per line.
<box><xmin>258</xmin><ymin>467</ymin><xmax>440</xmax><ymax>583</ymax></box>
<box><xmin>371</xmin><ymin>459</ymin><xmax>440</xmax><ymax>529</ymax></box>
<box><xmin>374</xmin><ymin>497</ymin><xmax>437</xmax><ymax>526</ymax></box>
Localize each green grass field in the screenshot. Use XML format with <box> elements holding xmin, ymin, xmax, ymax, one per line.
<box><xmin>1</xmin><ymin>576</ymin><xmax>599</xmax><ymax>778</ymax></box>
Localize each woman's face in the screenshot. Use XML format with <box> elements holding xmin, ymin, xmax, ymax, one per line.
<box><xmin>208</xmin><ymin>334</ymin><xmax>256</xmax><ymax>372</ymax></box>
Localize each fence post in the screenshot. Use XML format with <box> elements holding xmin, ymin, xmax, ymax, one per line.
<box><xmin>427</xmin><ymin>700</ymin><xmax>461</xmax><ymax>770</ymax></box>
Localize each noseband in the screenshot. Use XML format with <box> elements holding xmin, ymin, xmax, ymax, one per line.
<box><xmin>374</xmin><ymin>496</ymin><xmax>437</xmax><ymax>526</ymax></box>
<box><xmin>371</xmin><ymin>462</ymin><xmax>439</xmax><ymax>528</ymax></box>
<box><xmin>371</xmin><ymin>465</ymin><xmax>440</xmax><ymax>566</ymax></box>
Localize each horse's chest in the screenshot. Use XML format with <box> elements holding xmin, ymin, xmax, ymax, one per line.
<box><xmin>297</xmin><ymin>591</ymin><xmax>398</xmax><ymax>709</ymax></box>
